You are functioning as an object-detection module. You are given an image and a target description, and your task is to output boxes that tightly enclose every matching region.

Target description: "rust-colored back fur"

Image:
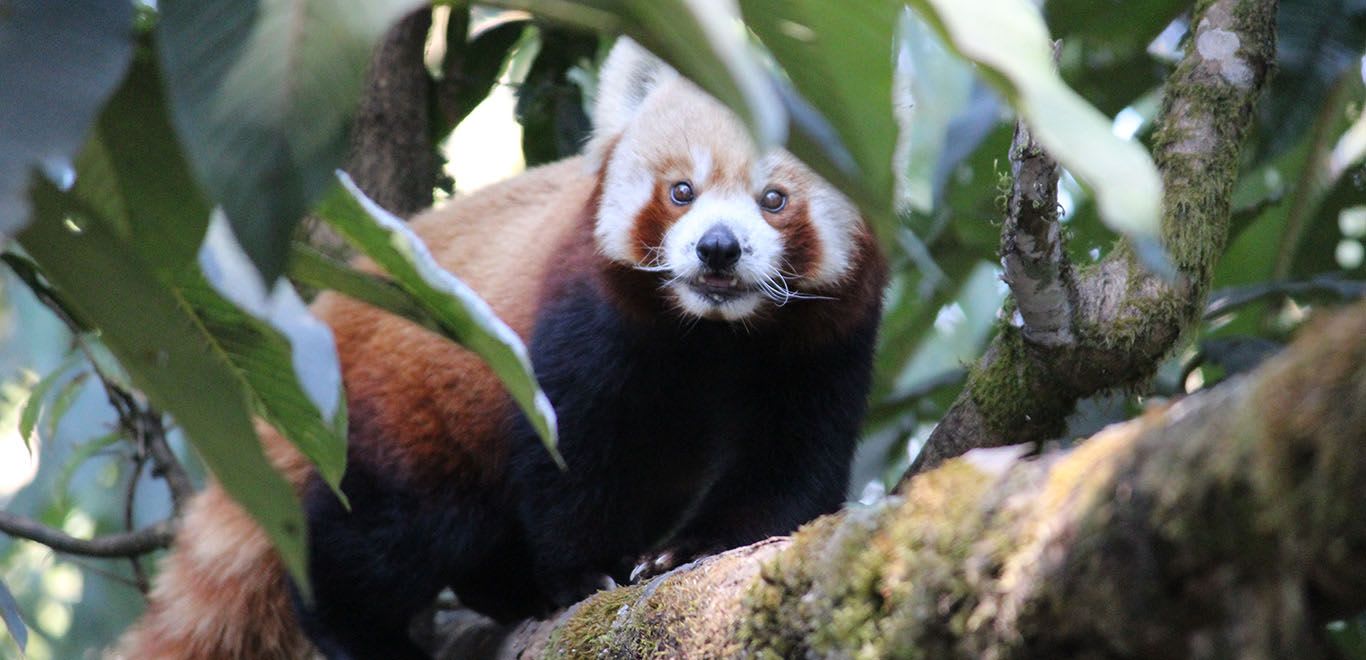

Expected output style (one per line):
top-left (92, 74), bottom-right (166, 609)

top-left (114, 158), bottom-right (594, 658)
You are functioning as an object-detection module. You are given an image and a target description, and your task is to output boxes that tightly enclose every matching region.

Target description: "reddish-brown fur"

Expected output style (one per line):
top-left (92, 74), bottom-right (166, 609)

top-left (114, 159), bottom-right (594, 658)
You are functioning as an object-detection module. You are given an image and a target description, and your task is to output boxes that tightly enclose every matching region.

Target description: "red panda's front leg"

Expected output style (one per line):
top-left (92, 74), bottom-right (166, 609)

top-left (632, 319), bottom-right (880, 581)
top-left (290, 463), bottom-right (514, 658)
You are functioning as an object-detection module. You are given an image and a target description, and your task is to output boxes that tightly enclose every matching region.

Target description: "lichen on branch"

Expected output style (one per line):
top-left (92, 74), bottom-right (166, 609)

top-left (906, 0), bottom-right (1280, 477)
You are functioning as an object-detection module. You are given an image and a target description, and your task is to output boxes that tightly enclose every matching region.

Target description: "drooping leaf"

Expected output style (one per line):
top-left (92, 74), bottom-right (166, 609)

top-left (908, 0), bottom-right (1166, 263)
top-left (44, 371), bottom-right (90, 440)
top-left (485, 0), bottom-right (787, 153)
top-left (61, 33), bottom-right (349, 499)
top-left (0, 577), bottom-right (25, 654)
top-left (191, 214), bottom-right (348, 497)
top-left (1044, 0), bottom-right (1186, 44)
top-left (17, 181), bottom-right (311, 596)
top-left (741, 0), bottom-right (902, 237)
top-left (18, 354), bottom-right (81, 451)
top-left (317, 174), bottom-right (561, 463)
top-left (287, 243), bottom-right (437, 330)
top-left (156, 0), bottom-right (427, 281)
top-left (73, 46), bottom-right (210, 273)
top-left (55, 431), bottom-right (123, 510)
top-left (0, 0), bottom-right (133, 235)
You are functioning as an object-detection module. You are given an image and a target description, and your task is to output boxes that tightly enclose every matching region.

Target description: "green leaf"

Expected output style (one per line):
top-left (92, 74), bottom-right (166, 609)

top-left (287, 243), bottom-right (436, 330)
top-left (908, 0), bottom-right (1165, 250)
top-left (0, 0), bottom-right (132, 235)
top-left (1044, 0), bottom-right (1186, 43)
top-left (0, 577), bottom-right (25, 654)
top-left (55, 431), bottom-right (123, 510)
top-left (18, 354), bottom-right (80, 451)
top-left (486, 0), bottom-right (787, 151)
top-left (44, 371), bottom-right (90, 440)
top-left (740, 0), bottom-right (901, 227)
top-left (317, 174), bottom-right (561, 464)
top-left (17, 181), bottom-right (311, 597)
top-left (156, 0), bottom-right (426, 281)
top-left (190, 215), bottom-right (349, 498)
top-left (65, 33), bottom-right (350, 498)
top-left (74, 46), bottom-right (211, 273)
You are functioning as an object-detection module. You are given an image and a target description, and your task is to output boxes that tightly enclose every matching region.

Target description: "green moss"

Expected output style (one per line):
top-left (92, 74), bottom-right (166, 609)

top-left (739, 464), bottom-right (1000, 658)
top-left (965, 324), bottom-right (1070, 439)
top-left (543, 586), bottom-right (643, 659)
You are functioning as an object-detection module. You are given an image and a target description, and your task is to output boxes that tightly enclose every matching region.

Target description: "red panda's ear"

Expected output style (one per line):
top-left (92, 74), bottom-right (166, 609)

top-left (583, 38), bottom-right (677, 172)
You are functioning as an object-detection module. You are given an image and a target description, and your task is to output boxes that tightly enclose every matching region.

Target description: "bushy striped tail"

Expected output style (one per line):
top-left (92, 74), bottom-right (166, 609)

top-left (113, 427), bottom-right (315, 659)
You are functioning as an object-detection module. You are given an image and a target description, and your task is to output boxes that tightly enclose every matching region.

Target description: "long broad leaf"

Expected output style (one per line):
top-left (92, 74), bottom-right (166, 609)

top-left (17, 182), bottom-right (311, 596)
top-left (317, 174), bottom-right (561, 463)
top-left (192, 216), bottom-right (349, 498)
top-left (486, 0), bottom-right (787, 152)
top-left (157, 0), bottom-right (425, 281)
top-left (0, 0), bottom-right (132, 235)
top-left (741, 0), bottom-right (901, 233)
top-left (66, 51), bottom-right (350, 501)
top-left (75, 48), bottom-right (211, 273)
top-left (908, 0), bottom-right (1165, 257)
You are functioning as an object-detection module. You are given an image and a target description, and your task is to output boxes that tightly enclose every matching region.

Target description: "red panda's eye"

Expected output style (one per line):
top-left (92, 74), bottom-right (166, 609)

top-left (760, 189), bottom-right (787, 213)
top-left (669, 181), bottom-right (695, 206)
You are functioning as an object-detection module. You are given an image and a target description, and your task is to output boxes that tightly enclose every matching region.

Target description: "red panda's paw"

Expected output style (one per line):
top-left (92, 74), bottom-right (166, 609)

top-left (629, 544), bottom-right (719, 583)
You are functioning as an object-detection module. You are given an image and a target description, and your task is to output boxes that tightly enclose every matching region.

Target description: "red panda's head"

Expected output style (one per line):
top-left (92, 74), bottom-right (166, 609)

top-left (585, 40), bottom-right (869, 322)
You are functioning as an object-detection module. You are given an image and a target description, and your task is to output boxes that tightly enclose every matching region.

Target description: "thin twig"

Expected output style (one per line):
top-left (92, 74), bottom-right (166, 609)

top-left (0, 511), bottom-right (173, 558)
top-left (1205, 273), bottom-right (1366, 319)
top-left (124, 447), bottom-right (151, 593)
top-left (866, 369), bottom-right (966, 423)
top-left (58, 555), bottom-right (142, 591)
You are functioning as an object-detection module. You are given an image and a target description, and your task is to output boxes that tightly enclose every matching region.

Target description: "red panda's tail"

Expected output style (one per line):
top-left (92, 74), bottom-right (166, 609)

top-left (111, 483), bottom-right (311, 659)
top-left (112, 424), bottom-right (315, 659)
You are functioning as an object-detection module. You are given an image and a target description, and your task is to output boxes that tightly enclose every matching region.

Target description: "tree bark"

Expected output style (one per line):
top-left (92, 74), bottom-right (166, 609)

top-left (306, 8), bottom-right (439, 256)
top-left (458, 300), bottom-right (1366, 659)
top-left (346, 8), bottom-right (439, 218)
top-left (906, 0), bottom-right (1280, 477)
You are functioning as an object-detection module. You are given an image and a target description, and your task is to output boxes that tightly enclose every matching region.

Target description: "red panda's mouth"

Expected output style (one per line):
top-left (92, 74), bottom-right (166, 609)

top-left (690, 273), bottom-right (752, 302)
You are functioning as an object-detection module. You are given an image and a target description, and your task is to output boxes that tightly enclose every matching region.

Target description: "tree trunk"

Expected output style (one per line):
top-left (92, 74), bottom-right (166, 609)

top-left (461, 300), bottom-right (1366, 659)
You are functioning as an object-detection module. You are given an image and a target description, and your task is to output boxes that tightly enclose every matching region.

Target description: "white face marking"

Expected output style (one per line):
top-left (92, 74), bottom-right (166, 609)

top-left (804, 186), bottom-right (859, 284)
top-left (661, 193), bottom-right (783, 320)
top-left (690, 146), bottom-right (713, 187)
top-left (595, 146), bottom-right (652, 263)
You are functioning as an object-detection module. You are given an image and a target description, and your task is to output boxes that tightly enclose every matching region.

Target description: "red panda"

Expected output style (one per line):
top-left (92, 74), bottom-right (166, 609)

top-left (114, 39), bottom-right (886, 659)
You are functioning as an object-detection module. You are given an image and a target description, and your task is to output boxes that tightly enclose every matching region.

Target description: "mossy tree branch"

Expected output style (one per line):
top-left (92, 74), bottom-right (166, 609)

top-left (905, 0), bottom-right (1280, 478)
top-left (462, 300), bottom-right (1366, 659)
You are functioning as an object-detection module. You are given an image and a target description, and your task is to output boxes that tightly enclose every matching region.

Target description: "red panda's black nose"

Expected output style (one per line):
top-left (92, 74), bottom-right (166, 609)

top-left (696, 225), bottom-right (741, 271)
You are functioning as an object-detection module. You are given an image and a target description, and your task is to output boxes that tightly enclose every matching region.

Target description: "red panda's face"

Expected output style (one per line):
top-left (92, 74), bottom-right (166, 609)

top-left (590, 71), bottom-right (863, 322)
